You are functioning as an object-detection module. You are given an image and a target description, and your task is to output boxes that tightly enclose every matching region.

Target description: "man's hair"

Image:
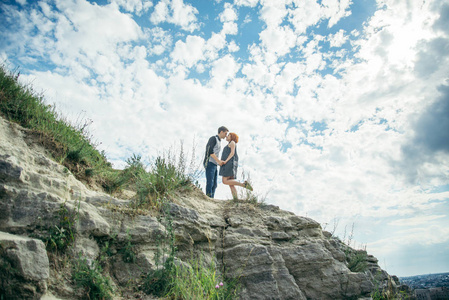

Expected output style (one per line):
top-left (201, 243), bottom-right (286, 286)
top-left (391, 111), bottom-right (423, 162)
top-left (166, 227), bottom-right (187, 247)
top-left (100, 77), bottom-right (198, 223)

top-left (218, 126), bottom-right (228, 134)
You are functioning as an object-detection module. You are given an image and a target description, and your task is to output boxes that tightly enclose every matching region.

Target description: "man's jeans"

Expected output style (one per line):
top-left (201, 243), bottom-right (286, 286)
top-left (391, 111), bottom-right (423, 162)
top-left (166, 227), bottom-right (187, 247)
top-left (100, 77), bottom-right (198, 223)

top-left (205, 162), bottom-right (218, 198)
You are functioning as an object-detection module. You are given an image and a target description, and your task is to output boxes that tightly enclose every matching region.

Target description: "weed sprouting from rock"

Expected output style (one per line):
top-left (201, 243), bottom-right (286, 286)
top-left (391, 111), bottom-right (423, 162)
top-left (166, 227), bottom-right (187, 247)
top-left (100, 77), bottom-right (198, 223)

top-left (72, 256), bottom-right (114, 300)
top-left (120, 231), bottom-right (137, 264)
top-left (41, 200), bottom-right (80, 253)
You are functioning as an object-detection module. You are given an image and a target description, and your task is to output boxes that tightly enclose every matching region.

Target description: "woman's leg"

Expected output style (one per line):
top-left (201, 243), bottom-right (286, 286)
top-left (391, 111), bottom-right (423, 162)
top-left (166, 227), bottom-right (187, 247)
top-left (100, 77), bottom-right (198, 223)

top-left (222, 176), bottom-right (245, 187)
top-left (230, 185), bottom-right (238, 199)
top-left (223, 176), bottom-right (241, 199)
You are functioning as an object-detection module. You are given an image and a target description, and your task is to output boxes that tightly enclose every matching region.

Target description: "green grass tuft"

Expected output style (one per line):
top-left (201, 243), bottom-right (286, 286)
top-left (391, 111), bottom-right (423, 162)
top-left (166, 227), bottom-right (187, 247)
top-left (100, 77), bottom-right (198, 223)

top-left (72, 256), bottom-right (114, 300)
top-left (166, 254), bottom-right (240, 300)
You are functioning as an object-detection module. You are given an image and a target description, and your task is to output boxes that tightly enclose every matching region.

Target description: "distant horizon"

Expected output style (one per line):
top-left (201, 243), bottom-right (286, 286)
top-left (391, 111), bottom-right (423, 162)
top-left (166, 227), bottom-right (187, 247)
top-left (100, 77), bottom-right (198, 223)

top-left (400, 271), bottom-right (449, 278)
top-left (1, 0), bottom-right (448, 277)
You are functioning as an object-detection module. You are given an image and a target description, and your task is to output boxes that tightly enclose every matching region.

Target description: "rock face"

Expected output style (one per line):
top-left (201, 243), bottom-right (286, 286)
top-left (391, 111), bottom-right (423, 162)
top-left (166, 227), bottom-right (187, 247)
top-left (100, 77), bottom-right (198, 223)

top-left (217, 204), bottom-right (375, 299)
top-left (0, 116), bottom-right (399, 299)
top-left (0, 231), bottom-right (49, 299)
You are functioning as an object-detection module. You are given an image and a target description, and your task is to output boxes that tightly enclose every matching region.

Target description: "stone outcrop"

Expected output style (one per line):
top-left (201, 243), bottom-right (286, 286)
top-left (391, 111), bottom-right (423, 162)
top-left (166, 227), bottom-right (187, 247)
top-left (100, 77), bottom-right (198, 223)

top-left (0, 231), bottom-right (49, 299)
top-left (0, 116), bottom-right (400, 299)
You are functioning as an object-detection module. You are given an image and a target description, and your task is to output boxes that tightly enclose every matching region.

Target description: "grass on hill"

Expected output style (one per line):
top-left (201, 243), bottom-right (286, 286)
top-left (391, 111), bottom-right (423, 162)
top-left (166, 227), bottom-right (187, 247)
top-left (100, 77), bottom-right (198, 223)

top-left (0, 65), bottom-right (110, 181)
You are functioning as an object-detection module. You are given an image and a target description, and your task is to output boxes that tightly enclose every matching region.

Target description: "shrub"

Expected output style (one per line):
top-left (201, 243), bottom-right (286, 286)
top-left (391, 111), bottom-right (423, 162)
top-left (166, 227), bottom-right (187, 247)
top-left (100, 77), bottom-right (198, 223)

top-left (347, 250), bottom-right (368, 273)
top-left (72, 256), bottom-right (114, 300)
top-left (142, 204), bottom-right (176, 296)
top-left (43, 201), bottom-right (79, 252)
top-left (120, 231), bottom-right (137, 263)
top-left (166, 254), bottom-right (239, 300)
top-left (128, 150), bottom-right (199, 210)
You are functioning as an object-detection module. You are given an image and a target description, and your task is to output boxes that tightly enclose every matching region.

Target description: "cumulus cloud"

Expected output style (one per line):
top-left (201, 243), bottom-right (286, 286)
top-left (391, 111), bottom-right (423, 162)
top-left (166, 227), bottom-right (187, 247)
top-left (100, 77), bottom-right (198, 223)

top-left (260, 0), bottom-right (288, 27)
top-left (412, 85), bottom-right (449, 154)
top-left (370, 223), bottom-right (449, 251)
top-left (209, 54), bottom-right (240, 87)
top-left (328, 29), bottom-right (348, 47)
top-left (55, 0), bottom-right (142, 49)
top-left (322, 0), bottom-right (352, 28)
top-left (432, 2), bottom-right (449, 34)
top-left (220, 2), bottom-right (238, 35)
top-left (145, 27), bottom-right (173, 56)
top-left (227, 40), bottom-right (240, 52)
top-left (220, 2), bottom-right (238, 23)
top-left (170, 35), bottom-right (205, 68)
top-left (150, 0), bottom-right (199, 32)
top-left (288, 1), bottom-right (317, 33)
top-left (399, 85), bottom-right (449, 185)
top-left (389, 215), bottom-right (446, 226)
top-left (414, 37), bottom-right (449, 78)
top-left (259, 25), bottom-right (298, 56)
top-left (110, 0), bottom-right (153, 15)
top-left (234, 0), bottom-right (259, 8)
top-left (204, 33), bottom-right (227, 60)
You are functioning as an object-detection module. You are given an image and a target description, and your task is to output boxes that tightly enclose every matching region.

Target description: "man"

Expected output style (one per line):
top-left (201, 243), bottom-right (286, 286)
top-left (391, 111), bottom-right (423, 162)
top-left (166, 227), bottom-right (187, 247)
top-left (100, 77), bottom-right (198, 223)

top-left (204, 126), bottom-right (228, 198)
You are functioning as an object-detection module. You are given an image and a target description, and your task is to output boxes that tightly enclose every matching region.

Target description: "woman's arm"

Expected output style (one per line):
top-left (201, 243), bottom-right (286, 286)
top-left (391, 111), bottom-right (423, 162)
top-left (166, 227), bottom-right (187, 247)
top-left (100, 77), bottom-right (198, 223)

top-left (224, 141), bottom-right (235, 164)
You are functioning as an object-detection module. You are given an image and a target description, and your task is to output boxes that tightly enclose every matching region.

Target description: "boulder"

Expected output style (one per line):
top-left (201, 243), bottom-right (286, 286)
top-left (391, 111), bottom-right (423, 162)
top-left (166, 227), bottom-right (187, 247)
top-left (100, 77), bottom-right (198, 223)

top-left (112, 252), bottom-right (155, 285)
top-left (0, 231), bottom-right (49, 299)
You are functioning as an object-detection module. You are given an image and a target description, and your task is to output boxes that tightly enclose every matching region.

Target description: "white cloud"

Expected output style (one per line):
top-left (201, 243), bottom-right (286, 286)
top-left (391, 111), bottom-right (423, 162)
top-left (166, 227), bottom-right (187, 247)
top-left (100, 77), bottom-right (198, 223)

top-left (209, 54), bottom-right (241, 88)
top-left (241, 57), bottom-right (274, 88)
top-left (234, 0), bottom-right (259, 8)
top-left (205, 33), bottom-right (227, 60)
top-left (260, 0), bottom-right (288, 27)
top-left (389, 215), bottom-right (447, 226)
top-left (219, 3), bottom-right (238, 35)
top-left (227, 40), bottom-right (240, 52)
top-left (222, 21), bottom-right (238, 35)
top-left (322, 0), bottom-right (352, 28)
top-left (170, 35), bottom-right (206, 68)
top-left (110, 0), bottom-right (153, 15)
top-left (150, 0), bottom-right (199, 32)
top-left (145, 27), bottom-right (173, 56)
top-left (288, 0), bottom-right (325, 34)
top-left (272, 62), bottom-right (304, 95)
top-left (288, 0), bottom-right (351, 34)
top-left (328, 29), bottom-right (348, 47)
top-left (20, 71), bottom-right (99, 112)
top-left (55, 0), bottom-right (142, 48)
top-left (243, 14), bottom-right (252, 24)
top-left (150, 0), bottom-right (169, 23)
top-left (259, 25), bottom-right (297, 56)
top-left (369, 224), bottom-right (449, 255)
top-left (220, 2), bottom-right (238, 23)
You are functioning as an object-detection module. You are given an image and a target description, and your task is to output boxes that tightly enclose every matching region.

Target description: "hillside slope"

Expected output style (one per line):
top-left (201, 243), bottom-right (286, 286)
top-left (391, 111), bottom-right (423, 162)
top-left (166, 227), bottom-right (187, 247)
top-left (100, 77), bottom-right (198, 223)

top-left (0, 115), bottom-right (406, 299)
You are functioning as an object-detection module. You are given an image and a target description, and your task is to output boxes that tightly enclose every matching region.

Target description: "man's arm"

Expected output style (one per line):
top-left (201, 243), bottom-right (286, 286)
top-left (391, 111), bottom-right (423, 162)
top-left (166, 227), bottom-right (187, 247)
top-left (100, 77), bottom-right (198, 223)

top-left (210, 153), bottom-right (223, 165)
top-left (206, 136), bottom-right (224, 165)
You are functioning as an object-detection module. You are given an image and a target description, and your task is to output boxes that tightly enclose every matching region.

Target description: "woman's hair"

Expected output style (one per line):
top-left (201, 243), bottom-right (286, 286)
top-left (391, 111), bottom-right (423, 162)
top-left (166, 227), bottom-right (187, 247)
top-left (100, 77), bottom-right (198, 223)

top-left (228, 132), bottom-right (239, 143)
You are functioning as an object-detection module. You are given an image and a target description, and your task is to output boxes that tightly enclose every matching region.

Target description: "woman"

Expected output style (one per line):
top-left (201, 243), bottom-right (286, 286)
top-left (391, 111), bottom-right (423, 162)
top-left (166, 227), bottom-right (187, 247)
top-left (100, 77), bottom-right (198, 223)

top-left (219, 132), bottom-right (253, 199)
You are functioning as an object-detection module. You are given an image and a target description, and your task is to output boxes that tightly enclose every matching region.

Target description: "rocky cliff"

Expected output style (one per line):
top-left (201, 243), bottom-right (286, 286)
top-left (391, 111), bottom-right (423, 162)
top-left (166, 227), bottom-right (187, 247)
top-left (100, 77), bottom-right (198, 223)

top-left (0, 116), bottom-right (402, 299)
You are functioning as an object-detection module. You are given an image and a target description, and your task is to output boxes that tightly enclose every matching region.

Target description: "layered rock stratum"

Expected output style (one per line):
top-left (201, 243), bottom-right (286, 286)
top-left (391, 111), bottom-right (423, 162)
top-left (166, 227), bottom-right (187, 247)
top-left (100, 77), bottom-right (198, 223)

top-left (0, 116), bottom-right (401, 299)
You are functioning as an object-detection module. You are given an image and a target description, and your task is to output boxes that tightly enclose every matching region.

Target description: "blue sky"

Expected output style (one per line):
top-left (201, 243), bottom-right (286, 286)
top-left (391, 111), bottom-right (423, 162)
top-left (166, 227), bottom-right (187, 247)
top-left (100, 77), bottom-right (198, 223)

top-left (1, 0), bottom-right (449, 277)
